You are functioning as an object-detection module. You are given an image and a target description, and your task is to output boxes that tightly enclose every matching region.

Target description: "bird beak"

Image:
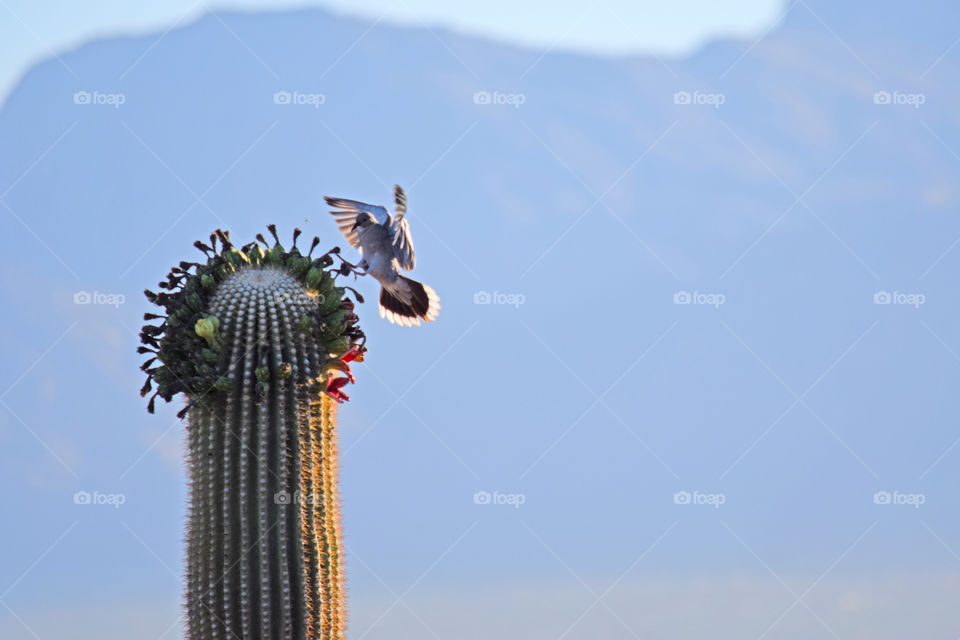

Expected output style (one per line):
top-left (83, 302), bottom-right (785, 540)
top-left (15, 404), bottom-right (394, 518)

top-left (351, 220), bottom-right (359, 231)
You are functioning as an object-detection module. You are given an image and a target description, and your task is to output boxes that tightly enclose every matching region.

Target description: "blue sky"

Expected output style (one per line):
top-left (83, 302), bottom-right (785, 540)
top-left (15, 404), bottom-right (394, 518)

top-left (0, 0), bottom-right (782, 102)
top-left (3, 1), bottom-right (960, 638)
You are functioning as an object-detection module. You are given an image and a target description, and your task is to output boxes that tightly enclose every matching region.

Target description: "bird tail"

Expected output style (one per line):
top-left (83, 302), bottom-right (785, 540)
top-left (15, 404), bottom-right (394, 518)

top-left (379, 276), bottom-right (440, 326)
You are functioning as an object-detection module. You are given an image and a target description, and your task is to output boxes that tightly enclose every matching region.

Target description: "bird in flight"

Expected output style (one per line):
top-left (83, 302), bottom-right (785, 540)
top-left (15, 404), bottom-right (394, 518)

top-left (325, 185), bottom-right (440, 326)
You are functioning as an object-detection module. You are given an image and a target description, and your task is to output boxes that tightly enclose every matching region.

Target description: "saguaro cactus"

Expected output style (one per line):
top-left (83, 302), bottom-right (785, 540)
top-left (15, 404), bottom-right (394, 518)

top-left (139, 226), bottom-right (365, 640)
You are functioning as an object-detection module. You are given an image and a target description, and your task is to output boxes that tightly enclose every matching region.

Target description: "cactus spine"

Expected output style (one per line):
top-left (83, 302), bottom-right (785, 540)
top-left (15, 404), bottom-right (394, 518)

top-left (139, 227), bottom-right (365, 640)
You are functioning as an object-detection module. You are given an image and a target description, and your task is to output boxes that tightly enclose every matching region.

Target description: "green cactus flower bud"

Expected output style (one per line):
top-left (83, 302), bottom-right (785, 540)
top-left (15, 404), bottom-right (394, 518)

top-left (194, 315), bottom-right (221, 350)
top-left (298, 314), bottom-right (315, 331)
top-left (306, 266), bottom-right (324, 289)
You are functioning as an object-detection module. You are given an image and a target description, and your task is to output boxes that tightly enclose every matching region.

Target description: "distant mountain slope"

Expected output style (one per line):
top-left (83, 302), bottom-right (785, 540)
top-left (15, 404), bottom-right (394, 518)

top-left (1, 3), bottom-right (959, 636)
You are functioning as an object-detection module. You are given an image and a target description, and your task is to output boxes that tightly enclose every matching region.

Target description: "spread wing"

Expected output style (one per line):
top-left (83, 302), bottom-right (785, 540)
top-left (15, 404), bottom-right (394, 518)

top-left (390, 185), bottom-right (415, 271)
top-left (324, 196), bottom-right (390, 250)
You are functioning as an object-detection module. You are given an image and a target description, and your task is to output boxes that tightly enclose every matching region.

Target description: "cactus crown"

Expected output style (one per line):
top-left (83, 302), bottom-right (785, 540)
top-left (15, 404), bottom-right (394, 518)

top-left (138, 225), bottom-right (366, 416)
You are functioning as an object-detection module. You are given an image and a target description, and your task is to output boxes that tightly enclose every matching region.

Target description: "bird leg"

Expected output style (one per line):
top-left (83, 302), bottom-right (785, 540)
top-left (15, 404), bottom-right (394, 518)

top-left (334, 255), bottom-right (368, 276)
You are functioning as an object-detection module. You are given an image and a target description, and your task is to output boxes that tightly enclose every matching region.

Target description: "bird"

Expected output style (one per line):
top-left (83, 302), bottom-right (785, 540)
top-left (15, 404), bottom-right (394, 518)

top-left (325, 185), bottom-right (440, 326)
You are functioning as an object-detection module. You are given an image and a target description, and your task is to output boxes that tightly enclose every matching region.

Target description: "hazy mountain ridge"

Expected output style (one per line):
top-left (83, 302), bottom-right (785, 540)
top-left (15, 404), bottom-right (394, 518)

top-left (1, 3), bottom-right (959, 637)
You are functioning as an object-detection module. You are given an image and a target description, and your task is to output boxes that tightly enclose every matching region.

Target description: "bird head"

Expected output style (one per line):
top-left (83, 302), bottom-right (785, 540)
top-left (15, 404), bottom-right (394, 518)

top-left (351, 212), bottom-right (378, 232)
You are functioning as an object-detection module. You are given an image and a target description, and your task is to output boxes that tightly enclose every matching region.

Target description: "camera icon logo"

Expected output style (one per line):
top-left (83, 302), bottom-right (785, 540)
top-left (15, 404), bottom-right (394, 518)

top-left (673, 490), bottom-right (691, 505)
top-left (473, 490), bottom-right (491, 504)
top-left (274, 490), bottom-right (292, 505)
top-left (873, 490), bottom-right (891, 505)
top-left (274, 91), bottom-right (291, 105)
top-left (73, 91), bottom-right (91, 105)
top-left (873, 91), bottom-right (891, 105)
top-left (474, 290), bottom-right (492, 304)
top-left (673, 291), bottom-right (691, 304)
top-left (74, 290), bottom-right (92, 304)
top-left (473, 91), bottom-right (491, 105)
top-left (673, 91), bottom-right (691, 105)
top-left (873, 290), bottom-right (891, 305)
top-left (74, 490), bottom-right (91, 505)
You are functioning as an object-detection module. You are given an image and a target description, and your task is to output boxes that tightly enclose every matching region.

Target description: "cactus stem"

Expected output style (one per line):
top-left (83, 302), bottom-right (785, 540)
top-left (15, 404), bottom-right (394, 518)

top-left (141, 228), bottom-right (363, 640)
